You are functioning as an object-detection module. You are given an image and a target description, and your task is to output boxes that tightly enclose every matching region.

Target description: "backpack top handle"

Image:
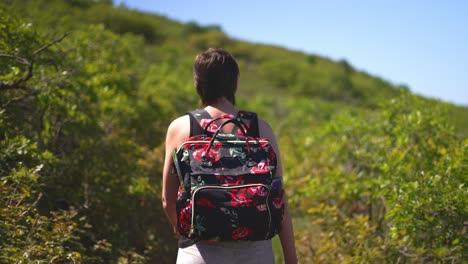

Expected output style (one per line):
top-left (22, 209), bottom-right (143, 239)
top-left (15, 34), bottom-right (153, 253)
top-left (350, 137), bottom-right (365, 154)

top-left (203, 118), bottom-right (259, 156)
top-left (201, 114), bottom-right (251, 136)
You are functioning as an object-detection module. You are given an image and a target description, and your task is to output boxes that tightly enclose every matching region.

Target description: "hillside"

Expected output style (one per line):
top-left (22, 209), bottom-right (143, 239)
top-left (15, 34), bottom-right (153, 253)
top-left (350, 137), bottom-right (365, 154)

top-left (1, 0), bottom-right (467, 263)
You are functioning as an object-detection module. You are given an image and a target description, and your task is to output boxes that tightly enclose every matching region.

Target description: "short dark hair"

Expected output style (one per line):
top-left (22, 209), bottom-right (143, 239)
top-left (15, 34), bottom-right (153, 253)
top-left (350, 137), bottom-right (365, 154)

top-left (193, 48), bottom-right (239, 106)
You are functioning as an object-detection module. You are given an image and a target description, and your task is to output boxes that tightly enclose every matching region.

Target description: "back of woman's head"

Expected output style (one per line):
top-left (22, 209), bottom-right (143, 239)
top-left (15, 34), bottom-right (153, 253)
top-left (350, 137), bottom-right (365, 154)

top-left (193, 48), bottom-right (239, 106)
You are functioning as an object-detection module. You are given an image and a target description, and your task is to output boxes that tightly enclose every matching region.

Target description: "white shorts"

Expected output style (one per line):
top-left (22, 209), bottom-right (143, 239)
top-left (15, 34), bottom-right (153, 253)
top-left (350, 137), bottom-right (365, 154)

top-left (176, 239), bottom-right (274, 264)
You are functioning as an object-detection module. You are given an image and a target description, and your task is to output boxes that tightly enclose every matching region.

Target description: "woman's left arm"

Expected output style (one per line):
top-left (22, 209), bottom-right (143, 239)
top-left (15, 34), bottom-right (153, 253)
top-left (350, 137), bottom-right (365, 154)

top-left (258, 118), bottom-right (298, 264)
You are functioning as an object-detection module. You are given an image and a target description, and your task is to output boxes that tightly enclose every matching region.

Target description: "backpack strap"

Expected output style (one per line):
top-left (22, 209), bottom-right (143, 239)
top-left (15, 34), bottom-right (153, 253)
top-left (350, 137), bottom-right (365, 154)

top-left (238, 111), bottom-right (260, 137)
top-left (188, 109), bottom-right (212, 137)
top-left (188, 109), bottom-right (260, 137)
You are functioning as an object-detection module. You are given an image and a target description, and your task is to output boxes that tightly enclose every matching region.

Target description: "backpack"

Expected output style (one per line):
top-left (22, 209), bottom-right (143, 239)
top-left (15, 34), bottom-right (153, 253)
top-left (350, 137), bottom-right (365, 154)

top-left (173, 109), bottom-right (284, 241)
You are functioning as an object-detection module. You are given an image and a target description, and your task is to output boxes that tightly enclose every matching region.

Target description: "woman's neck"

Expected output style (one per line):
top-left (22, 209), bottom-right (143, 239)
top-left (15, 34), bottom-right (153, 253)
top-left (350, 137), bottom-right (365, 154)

top-left (205, 98), bottom-right (238, 116)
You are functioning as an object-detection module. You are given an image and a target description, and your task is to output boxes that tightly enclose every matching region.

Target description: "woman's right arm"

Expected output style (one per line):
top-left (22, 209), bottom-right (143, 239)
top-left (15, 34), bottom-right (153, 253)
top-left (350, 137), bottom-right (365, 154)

top-left (162, 116), bottom-right (190, 235)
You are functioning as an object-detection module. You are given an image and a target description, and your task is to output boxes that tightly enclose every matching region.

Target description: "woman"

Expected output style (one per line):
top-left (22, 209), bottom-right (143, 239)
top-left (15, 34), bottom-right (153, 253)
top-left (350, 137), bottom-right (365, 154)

top-left (162, 48), bottom-right (298, 264)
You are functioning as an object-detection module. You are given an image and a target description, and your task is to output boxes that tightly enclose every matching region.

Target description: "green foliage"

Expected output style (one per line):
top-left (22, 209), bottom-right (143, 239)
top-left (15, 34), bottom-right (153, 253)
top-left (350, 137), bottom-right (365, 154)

top-left (188, 31), bottom-right (232, 51)
top-left (1, 1), bottom-right (467, 263)
top-left (183, 21), bottom-right (223, 36)
top-left (86, 6), bottom-right (165, 44)
top-left (1, 7), bottom-right (177, 262)
top-left (0, 114), bottom-right (87, 263)
top-left (288, 93), bottom-right (467, 262)
top-left (0, 8), bottom-right (41, 83)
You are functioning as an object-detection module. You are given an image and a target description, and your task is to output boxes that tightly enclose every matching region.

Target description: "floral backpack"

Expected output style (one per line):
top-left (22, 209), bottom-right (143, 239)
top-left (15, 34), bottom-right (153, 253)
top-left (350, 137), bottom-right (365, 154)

top-left (173, 109), bottom-right (284, 241)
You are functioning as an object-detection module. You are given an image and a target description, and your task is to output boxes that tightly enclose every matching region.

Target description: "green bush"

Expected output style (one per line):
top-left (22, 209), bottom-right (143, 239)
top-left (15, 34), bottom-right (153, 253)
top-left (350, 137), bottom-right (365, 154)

top-left (288, 93), bottom-right (467, 263)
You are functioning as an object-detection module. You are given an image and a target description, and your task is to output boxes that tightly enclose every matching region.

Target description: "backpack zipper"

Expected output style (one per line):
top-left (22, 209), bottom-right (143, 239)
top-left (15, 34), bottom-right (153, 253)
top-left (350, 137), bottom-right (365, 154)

top-left (178, 140), bottom-right (271, 152)
top-left (188, 184), bottom-right (272, 238)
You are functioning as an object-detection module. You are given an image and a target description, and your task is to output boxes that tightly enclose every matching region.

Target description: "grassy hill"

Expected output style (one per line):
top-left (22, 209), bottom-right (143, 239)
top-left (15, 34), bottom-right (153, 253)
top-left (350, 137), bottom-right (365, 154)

top-left (1, 1), bottom-right (467, 263)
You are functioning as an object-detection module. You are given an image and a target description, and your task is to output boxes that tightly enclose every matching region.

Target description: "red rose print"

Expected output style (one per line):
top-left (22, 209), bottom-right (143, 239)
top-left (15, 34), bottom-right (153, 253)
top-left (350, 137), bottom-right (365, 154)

top-left (200, 119), bottom-right (219, 133)
top-left (246, 186), bottom-right (268, 197)
top-left (209, 149), bottom-right (220, 162)
top-left (192, 149), bottom-right (204, 162)
top-left (193, 148), bottom-right (220, 163)
top-left (215, 175), bottom-right (225, 183)
top-left (178, 207), bottom-right (192, 234)
top-left (230, 191), bottom-right (256, 207)
top-left (177, 186), bottom-right (185, 199)
top-left (196, 197), bottom-right (216, 208)
top-left (273, 197), bottom-right (283, 209)
top-left (231, 226), bottom-right (253, 240)
top-left (211, 142), bottom-right (223, 149)
top-left (235, 124), bottom-right (250, 136)
top-left (250, 161), bottom-right (271, 174)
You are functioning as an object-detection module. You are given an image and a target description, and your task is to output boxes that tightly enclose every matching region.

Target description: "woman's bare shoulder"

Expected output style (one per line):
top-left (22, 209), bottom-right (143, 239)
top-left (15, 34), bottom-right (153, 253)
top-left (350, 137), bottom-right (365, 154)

top-left (168, 115), bottom-right (190, 130)
top-left (166, 115), bottom-right (190, 148)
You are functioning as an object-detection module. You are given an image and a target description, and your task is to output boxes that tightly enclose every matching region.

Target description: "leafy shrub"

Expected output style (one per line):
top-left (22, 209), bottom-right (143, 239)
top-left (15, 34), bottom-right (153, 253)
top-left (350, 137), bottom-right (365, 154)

top-left (0, 115), bottom-right (88, 263)
top-left (288, 93), bottom-right (467, 263)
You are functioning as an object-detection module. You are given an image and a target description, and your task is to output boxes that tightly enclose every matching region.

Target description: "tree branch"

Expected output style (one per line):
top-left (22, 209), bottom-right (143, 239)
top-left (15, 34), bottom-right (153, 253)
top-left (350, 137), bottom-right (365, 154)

top-left (0, 32), bottom-right (71, 91)
top-left (33, 32), bottom-right (71, 56)
top-left (1, 89), bottom-right (42, 108)
top-left (0, 54), bottom-right (29, 65)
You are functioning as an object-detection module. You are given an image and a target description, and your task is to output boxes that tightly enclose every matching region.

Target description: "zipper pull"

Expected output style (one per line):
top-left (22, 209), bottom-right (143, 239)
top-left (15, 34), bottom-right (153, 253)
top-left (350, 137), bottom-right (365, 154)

top-left (189, 227), bottom-right (194, 237)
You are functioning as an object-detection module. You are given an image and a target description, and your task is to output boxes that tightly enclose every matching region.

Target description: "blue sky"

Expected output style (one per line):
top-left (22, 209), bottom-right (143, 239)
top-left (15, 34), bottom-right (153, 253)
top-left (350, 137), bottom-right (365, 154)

top-left (117, 0), bottom-right (468, 106)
